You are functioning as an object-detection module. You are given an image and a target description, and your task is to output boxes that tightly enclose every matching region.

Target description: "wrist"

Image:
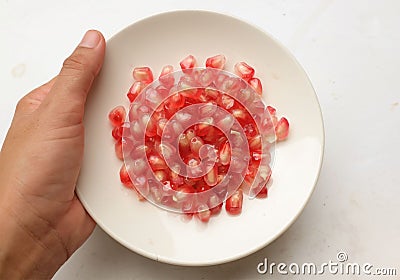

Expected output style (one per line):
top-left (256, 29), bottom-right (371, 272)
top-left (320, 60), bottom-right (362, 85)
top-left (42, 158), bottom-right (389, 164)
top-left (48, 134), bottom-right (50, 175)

top-left (0, 195), bottom-right (67, 279)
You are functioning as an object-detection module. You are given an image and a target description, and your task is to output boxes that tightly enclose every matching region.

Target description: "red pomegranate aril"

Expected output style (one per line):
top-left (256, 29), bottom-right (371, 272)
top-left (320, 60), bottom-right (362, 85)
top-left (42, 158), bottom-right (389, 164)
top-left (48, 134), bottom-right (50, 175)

top-left (210, 203), bottom-right (223, 215)
top-left (119, 164), bottom-right (132, 186)
top-left (195, 120), bottom-right (213, 137)
top-left (198, 69), bottom-right (215, 87)
top-left (249, 135), bottom-right (262, 151)
top-left (115, 139), bottom-right (123, 161)
top-left (215, 74), bottom-right (228, 89)
top-left (157, 118), bottom-right (168, 137)
top-left (243, 123), bottom-right (257, 138)
top-left (168, 92), bottom-right (185, 109)
top-left (154, 170), bottom-right (168, 182)
top-left (225, 189), bottom-right (243, 215)
top-left (205, 54), bottom-right (226, 69)
top-left (196, 204), bottom-right (212, 223)
top-left (132, 158), bottom-right (147, 175)
top-left (189, 136), bottom-right (204, 156)
top-left (178, 133), bottom-right (190, 154)
top-left (276, 117), bottom-right (289, 141)
top-left (108, 106), bottom-right (126, 127)
top-left (159, 65), bottom-right (174, 87)
top-left (133, 67), bottom-right (154, 84)
top-left (234, 62), bottom-right (255, 81)
top-left (219, 94), bottom-right (235, 110)
top-left (127, 81), bottom-right (146, 103)
top-left (204, 87), bottom-right (220, 100)
top-left (219, 142), bottom-right (231, 166)
top-left (180, 55), bottom-right (197, 74)
top-left (248, 77), bottom-right (263, 95)
top-left (185, 128), bottom-right (196, 141)
top-left (231, 108), bottom-right (247, 122)
top-left (256, 186), bottom-right (268, 198)
top-left (148, 154), bottom-right (167, 170)
top-left (112, 126), bottom-right (123, 140)
top-left (267, 105), bottom-right (276, 116)
top-left (204, 166), bottom-right (218, 187)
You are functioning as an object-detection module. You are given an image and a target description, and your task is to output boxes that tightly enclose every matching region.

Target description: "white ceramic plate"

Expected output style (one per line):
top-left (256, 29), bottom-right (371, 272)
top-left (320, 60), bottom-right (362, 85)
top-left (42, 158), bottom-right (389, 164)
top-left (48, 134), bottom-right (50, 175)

top-left (77, 10), bottom-right (324, 266)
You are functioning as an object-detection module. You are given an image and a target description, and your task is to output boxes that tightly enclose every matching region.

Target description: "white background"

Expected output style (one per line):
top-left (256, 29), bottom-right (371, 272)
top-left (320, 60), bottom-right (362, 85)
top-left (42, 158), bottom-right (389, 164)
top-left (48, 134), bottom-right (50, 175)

top-left (1, 0), bottom-right (399, 279)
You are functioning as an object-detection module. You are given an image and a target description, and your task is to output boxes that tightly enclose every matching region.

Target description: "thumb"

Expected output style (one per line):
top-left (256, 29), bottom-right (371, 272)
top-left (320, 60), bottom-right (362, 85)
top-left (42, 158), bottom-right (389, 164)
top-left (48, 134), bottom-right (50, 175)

top-left (42, 30), bottom-right (106, 125)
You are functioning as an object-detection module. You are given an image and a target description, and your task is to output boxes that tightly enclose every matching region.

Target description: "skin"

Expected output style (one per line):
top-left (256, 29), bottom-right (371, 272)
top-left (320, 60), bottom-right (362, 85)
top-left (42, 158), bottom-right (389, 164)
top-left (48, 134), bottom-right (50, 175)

top-left (0, 30), bottom-right (105, 279)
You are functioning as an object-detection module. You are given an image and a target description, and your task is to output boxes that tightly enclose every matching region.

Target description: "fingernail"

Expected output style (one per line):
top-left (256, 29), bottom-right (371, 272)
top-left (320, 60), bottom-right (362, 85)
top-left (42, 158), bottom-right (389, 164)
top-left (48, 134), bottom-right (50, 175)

top-left (79, 30), bottom-right (101, 48)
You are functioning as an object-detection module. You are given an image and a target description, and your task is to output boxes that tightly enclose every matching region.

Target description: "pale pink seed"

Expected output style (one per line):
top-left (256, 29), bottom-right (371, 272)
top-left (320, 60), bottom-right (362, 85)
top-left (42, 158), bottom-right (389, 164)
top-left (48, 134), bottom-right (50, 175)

top-left (189, 136), bottom-right (204, 156)
top-left (234, 62), bottom-right (255, 81)
top-left (154, 170), bottom-right (168, 182)
top-left (205, 54), bottom-right (226, 69)
top-left (180, 55), bottom-right (197, 73)
top-left (127, 81), bottom-right (146, 103)
top-left (204, 166), bottom-right (218, 187)
top-left (159, 65), bottom-right (175, 87)
top-left (275, 117), bottom-right (289, 141)
top-left (219, 142), bottom-right (231, 165)
top-left (108, 106), bottom-right (126, 127)
top-left (132, 67), bottom-right (154, 84)
top-left (248, 77), bottom-right (263, 95)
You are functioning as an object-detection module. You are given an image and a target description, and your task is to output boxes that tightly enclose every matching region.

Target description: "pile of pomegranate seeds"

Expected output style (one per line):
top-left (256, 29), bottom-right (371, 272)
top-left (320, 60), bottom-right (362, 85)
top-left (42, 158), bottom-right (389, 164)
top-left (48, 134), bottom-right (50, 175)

top-left (108, 55), bottom-right (289, 223)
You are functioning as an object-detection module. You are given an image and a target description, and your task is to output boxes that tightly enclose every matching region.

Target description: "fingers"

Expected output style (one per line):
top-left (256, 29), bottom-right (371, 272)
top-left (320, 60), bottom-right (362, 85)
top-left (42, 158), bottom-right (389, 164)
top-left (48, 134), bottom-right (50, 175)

top-left (42, 30), bottom-right (106, 125)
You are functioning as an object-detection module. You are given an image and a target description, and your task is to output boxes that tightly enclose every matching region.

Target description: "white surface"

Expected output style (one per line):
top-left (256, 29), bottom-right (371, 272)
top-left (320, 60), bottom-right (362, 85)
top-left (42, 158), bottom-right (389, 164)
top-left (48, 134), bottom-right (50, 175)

top-left (1, 0), bottom-right (399, 279)
top-left (76, 10), bottom-right (323, 266)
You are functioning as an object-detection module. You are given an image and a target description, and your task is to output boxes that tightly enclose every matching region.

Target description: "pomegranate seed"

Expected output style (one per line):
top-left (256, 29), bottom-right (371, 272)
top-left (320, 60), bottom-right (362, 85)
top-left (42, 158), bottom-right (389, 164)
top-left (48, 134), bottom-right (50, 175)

top-left (205, 54), bottom-right (226, 69)
top-left (231, 108), bottom-right (247, 122)
top-left (185, 128), bottom-right (196, 142)
top-left (179, 133), bottom-right (190, 154)
top-left (267, 105), bottom-right (276, 116)
top-left (215, 74), bottom-right (228, 89)
top-left (204, 166), bottom-right (218, 187)
top-left (189, 136), bottom-right (204, 156)
top-left (132, 158), bottom-right (147, 175)
top-left (148, 154), bottom-right (167, 170)
top-left (234, 62), bottom-right (255, 81)
top-left (108, 106), bottom-right (126, 127)
top-left (180, 55), bottom-right (197, 74)
top-left (167, 92), bottom-right (185, 109)
top-left (159, 65), bottom-right (174, 87)
top-left (225, 189), bottom-right (243, 215)
top-left (119, 164), bottom-right (132, 186)
top-left (256, 186), bottom-right (268, 198)
top-left (157, 118), bottom-right (168, 137)
top-left (195, 118), bottom-right (213, 137)
top-left (275, 117), bottom-right (289, 141)
top-left (219, 142), bottom-right (231, 165)
top-left (115, 139), bottom-right (123, 161)
top-left (249, 135), bottom-right (261, 151)
top-left (219, 94), bottom-right (235, 109)
top-left (127, 81), bottom-right (146, 103)
top-left (210, 203), bottom-right (223, 215)
top-left (132, 67), bottom-right (154, 84)
top-left (248, 77), bottom-right (262, 95)
top-left (154, 170), bottom-right (168, 182)
top-left (196, 204), bottom-right (211, 223)
top-left (204, 87), bottom-right (220, 100)
top-left (112, 126), bottom-right (123, 141)
top-left (198, 69), bottom-right (215, 87)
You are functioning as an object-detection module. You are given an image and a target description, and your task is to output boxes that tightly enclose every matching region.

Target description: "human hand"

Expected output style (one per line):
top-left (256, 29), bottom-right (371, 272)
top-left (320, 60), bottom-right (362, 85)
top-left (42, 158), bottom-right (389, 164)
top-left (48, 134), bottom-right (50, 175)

top-left (0, 30), bottom-right (105, 279)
